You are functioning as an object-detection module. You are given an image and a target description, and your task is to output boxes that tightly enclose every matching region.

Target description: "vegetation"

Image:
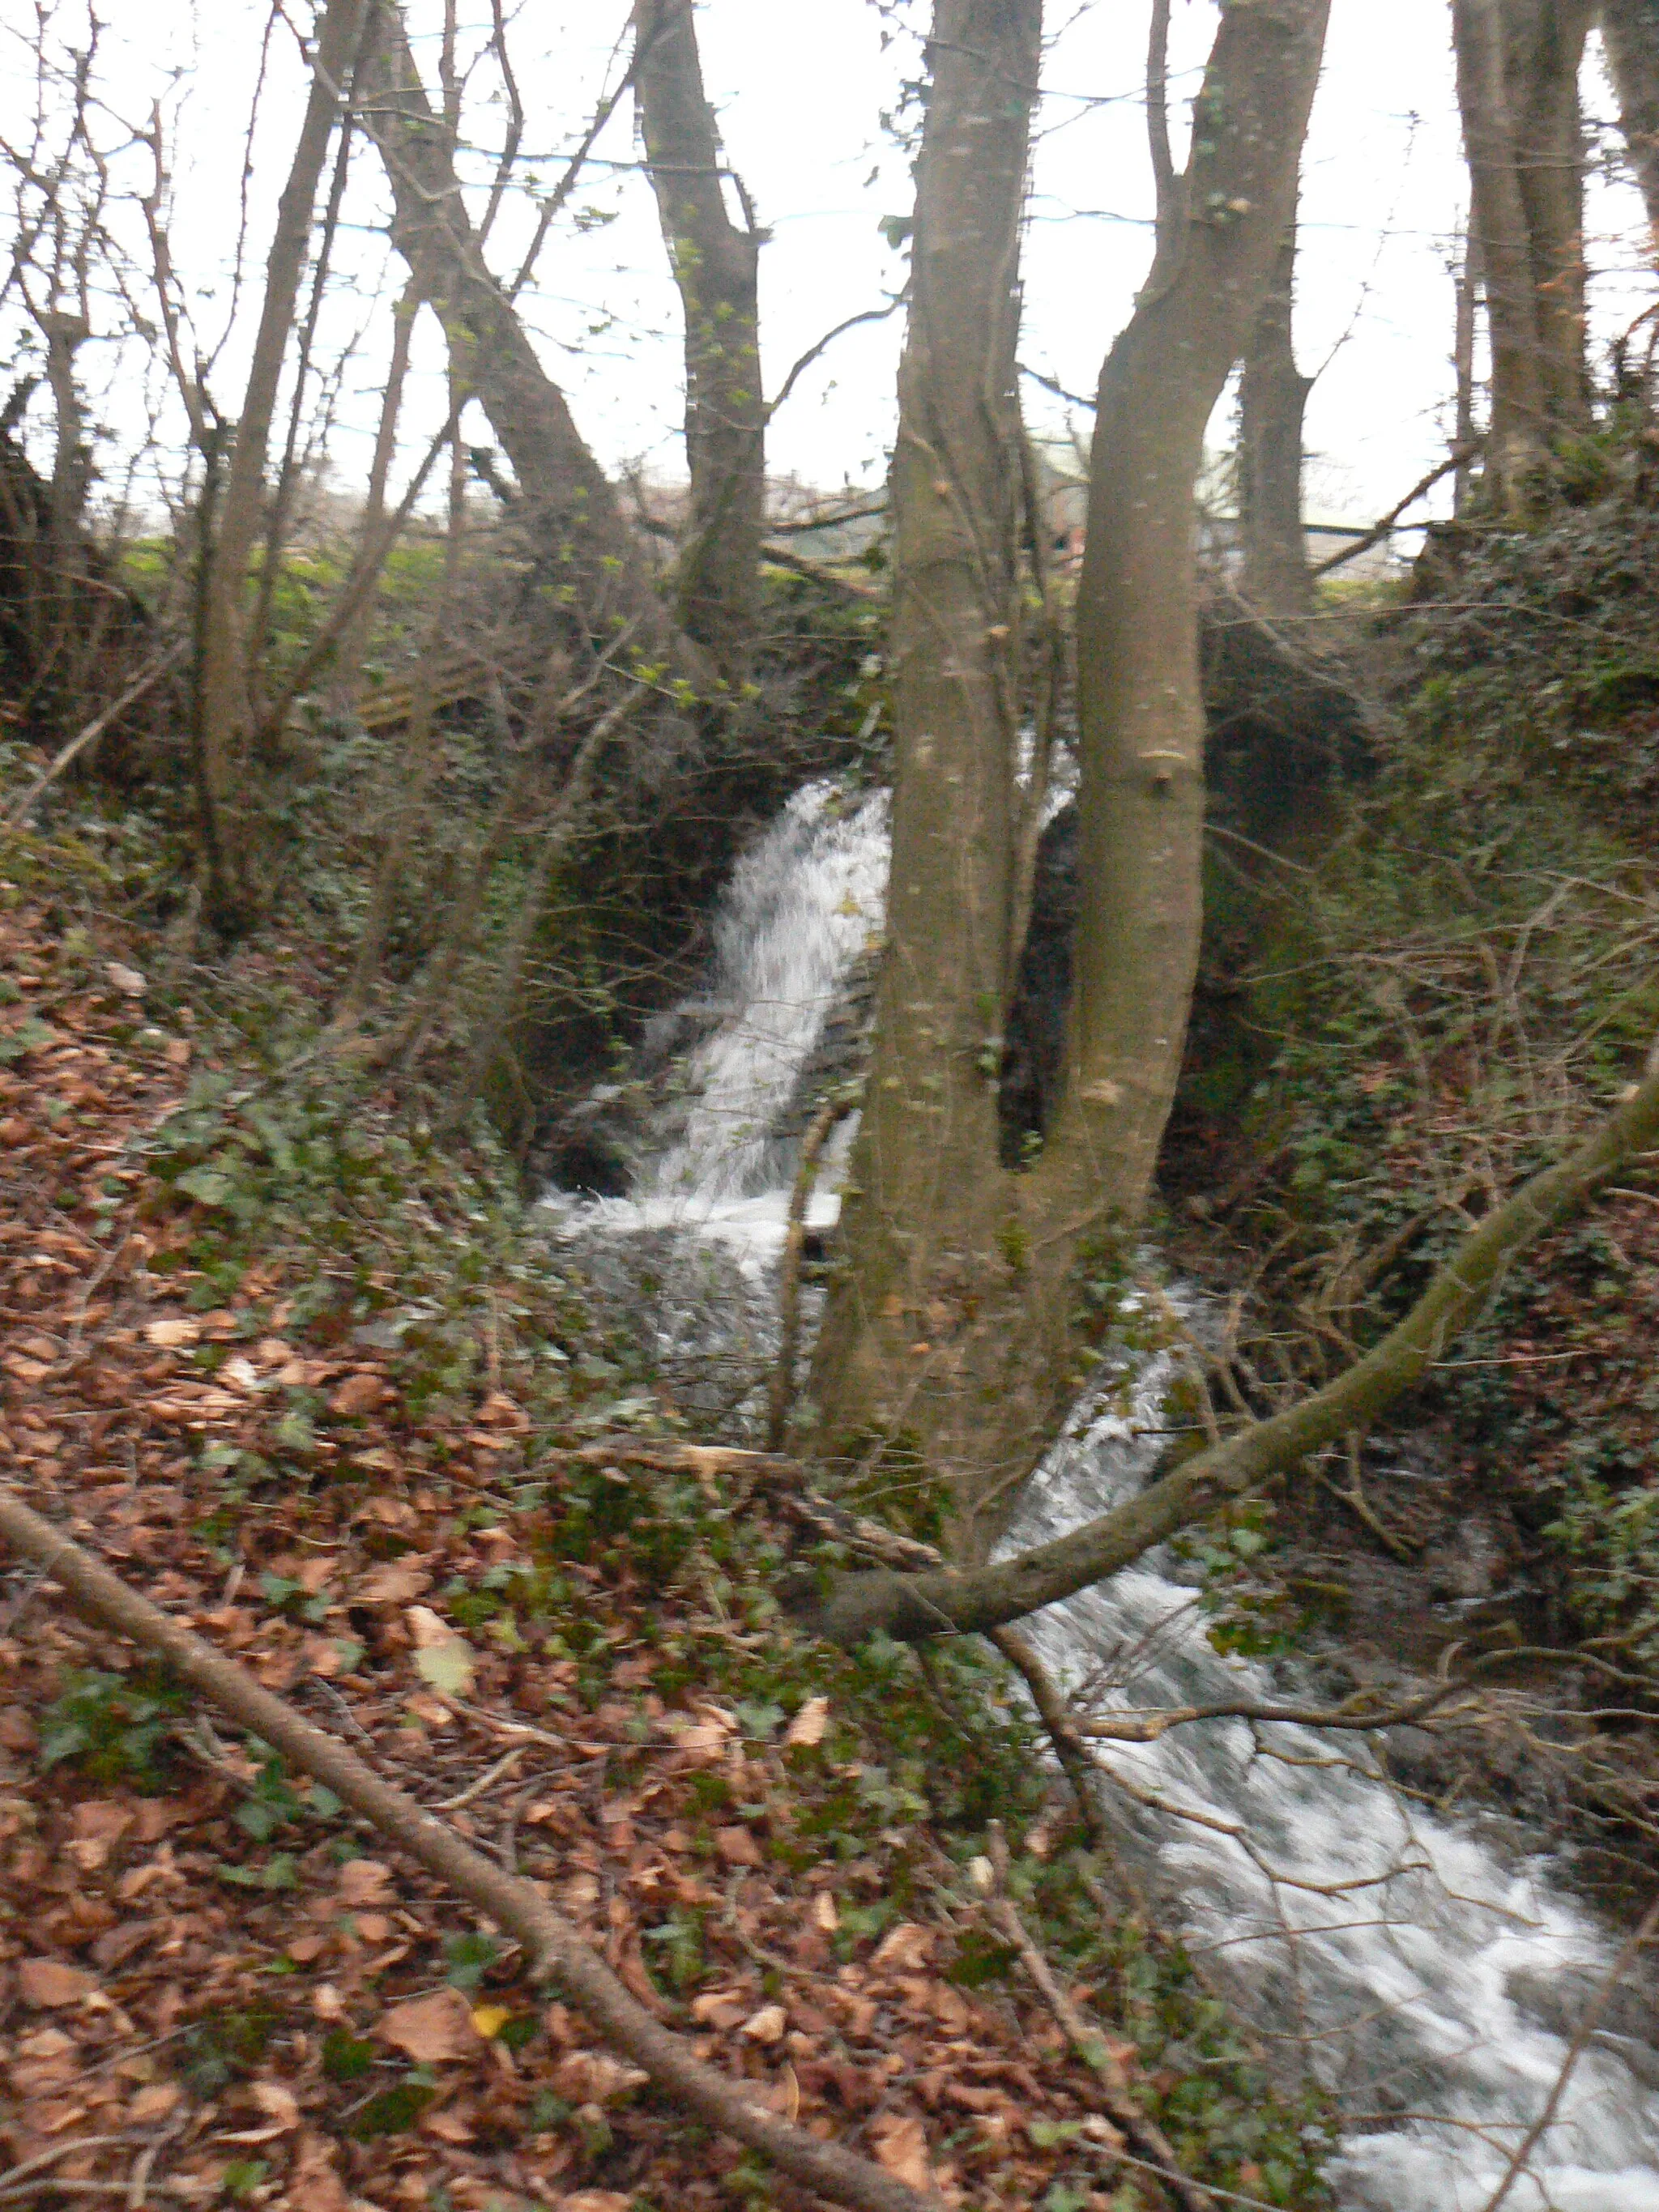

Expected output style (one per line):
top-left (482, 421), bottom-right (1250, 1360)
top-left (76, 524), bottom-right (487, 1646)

top-left (1, 0), bottom-right (1659, 2205)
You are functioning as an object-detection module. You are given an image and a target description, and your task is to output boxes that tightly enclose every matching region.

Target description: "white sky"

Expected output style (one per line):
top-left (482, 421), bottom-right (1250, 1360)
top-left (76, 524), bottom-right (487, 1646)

top-left (0, 0), bottom-right (1652, 533)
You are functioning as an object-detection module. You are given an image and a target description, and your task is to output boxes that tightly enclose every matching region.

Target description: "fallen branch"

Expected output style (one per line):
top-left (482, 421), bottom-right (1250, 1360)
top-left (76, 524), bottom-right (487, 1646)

top-left (0, 1488), bottom-right (943, 2212)
top-left (983, 1823), bottom-right (1214, 2212)
top-left (3, 644), bottom-right (186, 827)
top-left (787, 1055), bottom-right (1659, 1647)
top-left (577, 1434), bottom-right (945, 1571)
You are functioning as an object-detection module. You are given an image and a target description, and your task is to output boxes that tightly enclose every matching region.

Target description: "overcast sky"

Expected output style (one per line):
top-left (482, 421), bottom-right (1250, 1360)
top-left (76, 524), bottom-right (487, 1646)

top-left (1, 0), bottom-right (1651, 533)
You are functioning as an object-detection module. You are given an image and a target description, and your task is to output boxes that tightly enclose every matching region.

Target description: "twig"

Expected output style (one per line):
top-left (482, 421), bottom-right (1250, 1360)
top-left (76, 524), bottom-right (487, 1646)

top-left (0, 2138), bottom-right (147, 2202)
top-left (1478, 1893), bottom-right (1659, 2212)
top-left (983, 1826), bottom-right (1215, 2212)
top-left (434, 1742), bottom-right (531, 1809)
top-left (988, 1624), bottom-right (1114, 1855)
top-left (1310, 445), bottom-right (1478, 578)
top-left (0, 1488), bottom-right (943, 2212)
top-left (767, 1092), bottom-right (858, 1449)
top-left (3, 646), bottom-right (185, 827)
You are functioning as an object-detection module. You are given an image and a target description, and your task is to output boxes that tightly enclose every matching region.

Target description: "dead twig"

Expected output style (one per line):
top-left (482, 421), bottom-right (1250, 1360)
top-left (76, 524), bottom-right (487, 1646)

top-left (2, 645), bottom-right (185, 828)
top-left (983, 1822), bottom-right (1216, 2212)
top-left (766, 1091), bottom-right (858, 1449)
top-left (0, 1487), bottom-right (943, 2212)
top-left (988, 1624), bottom-right (1115, 1856)
top-left (1478, 1893), bottom-right (1659, 2212)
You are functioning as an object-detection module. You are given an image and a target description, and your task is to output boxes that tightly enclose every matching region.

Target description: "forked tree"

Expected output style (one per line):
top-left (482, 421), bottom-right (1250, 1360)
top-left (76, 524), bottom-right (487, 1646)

top-left (799, 0), bottom-right (1659, 1655)
top-left (811, 0), bottom-right (1334, 1558)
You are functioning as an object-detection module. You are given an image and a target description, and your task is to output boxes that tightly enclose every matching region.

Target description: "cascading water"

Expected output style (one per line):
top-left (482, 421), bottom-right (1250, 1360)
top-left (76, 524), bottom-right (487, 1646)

top-left (548, 781), bottom-right (1659, 2210)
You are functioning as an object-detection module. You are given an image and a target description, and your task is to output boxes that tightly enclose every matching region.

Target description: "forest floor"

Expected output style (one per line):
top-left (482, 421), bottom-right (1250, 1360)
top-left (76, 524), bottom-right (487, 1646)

top-left (0, 866), bottom-right (1330, 2211)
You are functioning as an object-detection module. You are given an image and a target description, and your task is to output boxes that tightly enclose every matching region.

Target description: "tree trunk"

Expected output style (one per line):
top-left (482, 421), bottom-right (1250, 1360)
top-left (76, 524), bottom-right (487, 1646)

top-left (633, 0), bottom-right (765, 682)
top-left (1604, 0), bottom-right (1659, 253)
top-left (194, 0), bottom-right (372, 925)
top-left (358, 8), bottom-right (680, 669)
top-left (1514, 0), bottom-right (1593, 428)
top-left (813, 0), bottom-right (1331, 1562)
top-left (809, 0), bottom-right (1037, 1536)
top-left (1239, 217), bottom-right (1313, 619)
top-left (1452, 0), bottom-right (1590, 513)
top-left (1036, 0), bottom-right (1332, 1263)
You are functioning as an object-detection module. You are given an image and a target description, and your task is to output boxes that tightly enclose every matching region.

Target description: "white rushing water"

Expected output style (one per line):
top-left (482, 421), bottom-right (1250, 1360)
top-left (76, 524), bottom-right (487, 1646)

top-left (548, 782), bottom-right (1659, 2210)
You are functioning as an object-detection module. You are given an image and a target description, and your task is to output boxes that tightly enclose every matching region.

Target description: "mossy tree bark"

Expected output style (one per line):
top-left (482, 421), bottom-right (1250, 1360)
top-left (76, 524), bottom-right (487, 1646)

top-left (808, 0), bottom-right (1038, 1551)
top-left (1452, 0), bottom-right (1592, 513)
top-left (796, 1050), bottom-right (1659, 1646)
top-left (1604, 0), bottom-right (1659, 256)
top-left (633, 0), bottom-right (765, 683)
top-left (812, 0), bottom-right (1331, 1562)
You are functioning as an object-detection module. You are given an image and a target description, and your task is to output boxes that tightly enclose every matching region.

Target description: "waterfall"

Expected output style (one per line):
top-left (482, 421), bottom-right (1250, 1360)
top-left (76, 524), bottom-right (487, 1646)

top-left (547, 780), bottom-right (1659, 2211)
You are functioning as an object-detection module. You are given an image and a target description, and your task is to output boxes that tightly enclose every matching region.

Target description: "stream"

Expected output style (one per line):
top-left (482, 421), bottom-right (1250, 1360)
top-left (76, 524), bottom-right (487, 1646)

top-left (546, 781), bottom-right (1659, 2211)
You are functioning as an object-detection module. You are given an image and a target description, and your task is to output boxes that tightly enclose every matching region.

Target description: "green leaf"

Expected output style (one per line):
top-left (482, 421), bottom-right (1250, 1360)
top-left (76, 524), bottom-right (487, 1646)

top-left (442, 1931), bottom-right (501, 1991)
top-left (177, 1166), bottom-right (234, 1206)
top-left (352, 2079), bottom-right (435, 2138)
top-left (321, 2028), bottom-right (377, 2082)
top-left (414, 1636), bottom-right (476, 1698)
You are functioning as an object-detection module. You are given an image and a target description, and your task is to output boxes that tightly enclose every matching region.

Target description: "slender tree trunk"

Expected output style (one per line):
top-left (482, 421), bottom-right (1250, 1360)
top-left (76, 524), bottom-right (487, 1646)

top-left (329, 269), bottom-right (422, 710)
top-left (1514, 0), bottom-right (1593, 428)
top-left (194, 0), bottom-right (372, 923)
top-left (633, 0), bottom-right (764, 682)
top-left (1239, 214), bottom-right (1314, 619)
top-left (1038, 0), bottom-right (1332, 1251)
top-left (1452, 0), bottom-right (1590, 513)
top-left (814, 0), bottom-right (1331, 1562)
top-left (1604, 0), bottom-right (1659, 254)
top-left (810, 0), bottom-right (1038, 1536)
top-left (358, 8), bottom-right (680, 669)
top-left (1454, 228), bottom-right (1481, 517)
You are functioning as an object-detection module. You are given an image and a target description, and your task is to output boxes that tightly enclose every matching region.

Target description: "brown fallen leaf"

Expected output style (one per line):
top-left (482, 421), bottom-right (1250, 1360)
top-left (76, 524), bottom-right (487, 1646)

top-left (741, 2003), bottom-right (787, 2044)
top-left (128, 2080), bottom-right (182, 2123)
top-left (714, 1824), bottom-right (762, 1868)
top-left (249, 2082), bottom-right (301, 2130)
top-left (0, 1703), bottom-right (39, 1752)
top-left (143, 1317), bottom-right (199, 1348)
top-left (354, 1558), bottom-right (432, 1606)
top-left (868, 2112), bottom-right (936, 2192)
top-left (421, 2105), bottom-right (476, 2143)
top-left (338, 1858), bottom-right (394, 1908)
top-left (18, 1958), bottom-right (96, 2007)
top-left (375, 1987), bottom-right (481, 2065)
top-left (872, 1921), bottom-right (933, 1972)
top-left (330, 1370), bottom-right (388, 1416)
top-left (558, 2196), bottom-right (633, 2212)
top-left (783, 1695), bottom-right (830, 1748)
top-left (550, 2051), bottom-right (649, 2106)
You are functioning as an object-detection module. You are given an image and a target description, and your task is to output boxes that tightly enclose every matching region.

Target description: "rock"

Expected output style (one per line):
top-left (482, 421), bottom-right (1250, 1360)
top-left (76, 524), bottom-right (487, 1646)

top-left (1506, 1961), bottom-right (1659, 2091)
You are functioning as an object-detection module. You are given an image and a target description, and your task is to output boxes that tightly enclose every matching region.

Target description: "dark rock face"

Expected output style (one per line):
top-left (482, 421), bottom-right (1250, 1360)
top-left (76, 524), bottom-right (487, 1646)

top-left (544, 589), bottom-right (1371, 1193)
top-left (999, 806), bottom-right (1078, 1165)
top-left (998, 596), bottom-right (1371, 1164)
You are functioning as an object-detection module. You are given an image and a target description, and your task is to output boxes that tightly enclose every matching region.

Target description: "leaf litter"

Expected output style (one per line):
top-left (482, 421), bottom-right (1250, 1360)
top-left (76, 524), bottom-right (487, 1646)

top-left (0, 886), bottom-right (1332, 2210)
